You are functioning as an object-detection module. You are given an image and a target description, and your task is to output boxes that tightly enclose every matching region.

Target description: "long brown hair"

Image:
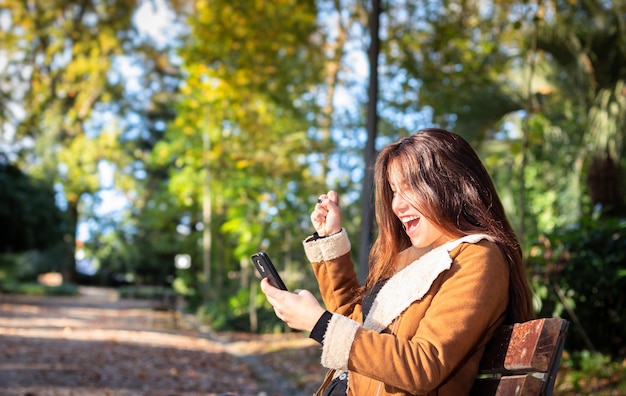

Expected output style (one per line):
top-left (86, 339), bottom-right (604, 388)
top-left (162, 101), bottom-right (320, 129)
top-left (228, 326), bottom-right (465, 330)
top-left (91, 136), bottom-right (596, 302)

top-left (366, 128), bottom-right (534, 324)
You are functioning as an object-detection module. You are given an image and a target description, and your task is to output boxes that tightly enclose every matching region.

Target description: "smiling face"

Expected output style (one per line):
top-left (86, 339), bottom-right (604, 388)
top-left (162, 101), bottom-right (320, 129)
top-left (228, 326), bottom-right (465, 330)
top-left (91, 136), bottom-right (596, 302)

top-left (388, 164), bottom-right (449, 249)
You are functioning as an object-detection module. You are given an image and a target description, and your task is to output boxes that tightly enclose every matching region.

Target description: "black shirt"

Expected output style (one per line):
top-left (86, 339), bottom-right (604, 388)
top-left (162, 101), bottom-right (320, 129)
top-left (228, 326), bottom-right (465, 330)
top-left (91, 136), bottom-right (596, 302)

top-left (310, 279), bottom-right (388, 396)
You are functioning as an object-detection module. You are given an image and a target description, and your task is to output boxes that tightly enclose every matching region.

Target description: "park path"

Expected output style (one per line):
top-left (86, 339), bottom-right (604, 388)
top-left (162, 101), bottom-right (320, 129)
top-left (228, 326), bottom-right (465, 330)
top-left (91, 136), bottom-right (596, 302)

top-left (0, 287), bottom-right (324, 396)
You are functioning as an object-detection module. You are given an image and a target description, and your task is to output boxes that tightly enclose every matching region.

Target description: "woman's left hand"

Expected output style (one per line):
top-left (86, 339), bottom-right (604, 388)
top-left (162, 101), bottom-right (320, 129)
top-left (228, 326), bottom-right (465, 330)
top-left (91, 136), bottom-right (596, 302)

top-left (260, 278), bottom-right (326, 332)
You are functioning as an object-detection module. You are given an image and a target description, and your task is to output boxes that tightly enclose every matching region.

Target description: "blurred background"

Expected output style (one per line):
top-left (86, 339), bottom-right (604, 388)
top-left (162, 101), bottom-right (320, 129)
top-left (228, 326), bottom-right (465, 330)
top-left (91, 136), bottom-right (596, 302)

top-left (1, 0), bottom-right (625, 393)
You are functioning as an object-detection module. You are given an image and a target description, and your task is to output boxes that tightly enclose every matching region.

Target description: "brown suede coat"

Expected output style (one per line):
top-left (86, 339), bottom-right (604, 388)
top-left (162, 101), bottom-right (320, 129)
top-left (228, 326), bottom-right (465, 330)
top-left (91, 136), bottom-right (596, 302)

top-left (303, 230), bottom-right (509, 396)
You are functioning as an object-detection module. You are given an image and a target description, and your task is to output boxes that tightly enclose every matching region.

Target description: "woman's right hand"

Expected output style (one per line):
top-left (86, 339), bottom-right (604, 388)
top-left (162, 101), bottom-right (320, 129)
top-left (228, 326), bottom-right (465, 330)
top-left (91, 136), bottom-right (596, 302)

top-left (260, 278), bottom-right (326, 332)
top-left (311, 190), bottom-right (342, 236)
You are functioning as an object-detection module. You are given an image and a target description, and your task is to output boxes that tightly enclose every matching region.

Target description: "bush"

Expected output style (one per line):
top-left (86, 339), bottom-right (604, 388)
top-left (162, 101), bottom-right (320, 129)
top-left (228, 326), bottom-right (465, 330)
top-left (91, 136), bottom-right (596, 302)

top-left (527, 217), bottom-right (626, 357)
top-left (0, 160), bottom-right (65, 253)
top-left (557, 350), bottom-right (626, 394)
top-left (0, 280), bottom-right (78, 296)
top-left (198, 286), bottom-right (285, 333)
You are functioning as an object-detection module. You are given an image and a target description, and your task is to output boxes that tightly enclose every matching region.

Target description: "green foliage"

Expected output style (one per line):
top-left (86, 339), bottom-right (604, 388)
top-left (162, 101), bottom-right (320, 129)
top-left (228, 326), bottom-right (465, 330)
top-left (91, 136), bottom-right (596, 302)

top-left (144, 0), bottom-right (332, 315)
top-left (172, 274), bottom-right (193, 297)
top-left (187, 0), bottom-right (323, 107)
top-left (172, 271), bottom-right (203, 312)
top-left (382, 0), bottom-right (626, 237)
top-left (5, 244), bottom-right (71, 282)
top-left (0, 280), bottom-right (78, 296)
top-left (381, 0), bottom-right (523, 139)
top-left (482, 111), bottom-right (589, 238)
top-left (558, 350), bottom-right (626, 394)
top-left (0, 0), bottom-right (174, 282)
top-left (527, 216), bottom-right (626, 357)
top-left (199, 286), bottom-right (284, 334)
top-left (0, 160), bottom-right (65, 253)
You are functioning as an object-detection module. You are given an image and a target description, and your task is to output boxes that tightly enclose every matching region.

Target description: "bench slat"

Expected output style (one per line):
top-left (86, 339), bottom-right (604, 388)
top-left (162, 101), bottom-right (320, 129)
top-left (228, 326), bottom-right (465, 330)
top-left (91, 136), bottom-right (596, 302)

top-left (472, 374), bottom-right (543, 396)
top-left (478, 318), bottom-right (565, 374)
top-left (471, 317), bottom-right (569, 396)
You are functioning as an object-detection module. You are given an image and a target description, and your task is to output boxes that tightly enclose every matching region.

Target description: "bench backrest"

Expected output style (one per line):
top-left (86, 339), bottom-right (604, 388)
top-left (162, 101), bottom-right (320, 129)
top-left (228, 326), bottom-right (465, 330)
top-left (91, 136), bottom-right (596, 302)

top-left (470, 317), bottom-right (569, 396)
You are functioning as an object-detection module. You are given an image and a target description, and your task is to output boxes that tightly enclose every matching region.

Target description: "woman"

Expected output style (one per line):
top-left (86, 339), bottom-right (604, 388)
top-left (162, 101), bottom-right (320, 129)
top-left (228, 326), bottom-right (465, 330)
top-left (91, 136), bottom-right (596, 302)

top-left (261, 128), bottom-right (535, 395)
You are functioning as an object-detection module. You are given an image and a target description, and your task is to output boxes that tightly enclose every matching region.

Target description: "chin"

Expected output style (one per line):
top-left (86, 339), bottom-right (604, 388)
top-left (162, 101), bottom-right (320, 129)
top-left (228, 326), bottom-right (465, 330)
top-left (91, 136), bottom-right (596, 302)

top-left (409, 239), bottom-right (430, 249)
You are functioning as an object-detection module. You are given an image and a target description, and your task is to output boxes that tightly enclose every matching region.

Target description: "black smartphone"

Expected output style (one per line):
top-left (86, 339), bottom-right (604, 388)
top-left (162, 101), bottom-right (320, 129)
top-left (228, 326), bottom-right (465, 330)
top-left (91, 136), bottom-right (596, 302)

top-left (251, 251), bottom-right (288, 291)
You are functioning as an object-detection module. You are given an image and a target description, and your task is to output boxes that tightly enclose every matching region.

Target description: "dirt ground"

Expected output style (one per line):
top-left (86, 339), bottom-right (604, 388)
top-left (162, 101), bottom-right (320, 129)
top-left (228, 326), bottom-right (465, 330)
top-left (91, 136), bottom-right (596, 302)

top-left (0, 287), bottom-right (326, 396)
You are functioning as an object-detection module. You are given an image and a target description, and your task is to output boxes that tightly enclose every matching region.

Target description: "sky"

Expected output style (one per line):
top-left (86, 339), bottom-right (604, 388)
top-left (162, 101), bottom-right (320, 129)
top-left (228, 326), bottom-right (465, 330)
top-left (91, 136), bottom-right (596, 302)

top-left (134, 0), bottom-right (174, 44)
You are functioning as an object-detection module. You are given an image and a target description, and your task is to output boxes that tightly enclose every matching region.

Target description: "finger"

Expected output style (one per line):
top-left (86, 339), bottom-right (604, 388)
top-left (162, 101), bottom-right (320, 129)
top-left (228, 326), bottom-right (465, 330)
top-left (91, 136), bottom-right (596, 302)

top-left (311, 212), bottom-right (325, 223)
top-left (327, 190), bottom-right (339, 205)
top-left (296, 289), bottom-right (312, 298)
top-left (317, 192), bottom-right (338, 206)
top-left (273, 307), bottom-right (284, 321)
top-left (311, 208), bottom-right (329, 222)
top-left (314, 204), bottom-right (329, 214)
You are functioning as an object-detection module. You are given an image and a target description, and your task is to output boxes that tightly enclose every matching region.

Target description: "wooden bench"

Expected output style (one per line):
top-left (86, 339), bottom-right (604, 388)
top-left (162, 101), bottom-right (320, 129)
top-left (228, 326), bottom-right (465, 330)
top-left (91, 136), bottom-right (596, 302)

top-left (152, 289), bottom-right (179, 328)
top-left (470, 317), bottom-right (569, 396)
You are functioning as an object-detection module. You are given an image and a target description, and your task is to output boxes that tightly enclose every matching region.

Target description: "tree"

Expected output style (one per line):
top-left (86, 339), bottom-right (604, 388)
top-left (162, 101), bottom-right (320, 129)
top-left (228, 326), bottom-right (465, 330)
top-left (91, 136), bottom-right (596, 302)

top-left (154, 0), bottom-right (327, 309)
top-left (379, 0), bottom-right (626, 234)
top-left (0, 0), bottom-right (182, 282)
top-left (0, 156), bottom-right (64, 254)
top-left (381, 0), bottom-right (522, 140)
top-left (533, 0), bottom-right (626, 218)
top-left (0, 0), bottom-right (145, 280)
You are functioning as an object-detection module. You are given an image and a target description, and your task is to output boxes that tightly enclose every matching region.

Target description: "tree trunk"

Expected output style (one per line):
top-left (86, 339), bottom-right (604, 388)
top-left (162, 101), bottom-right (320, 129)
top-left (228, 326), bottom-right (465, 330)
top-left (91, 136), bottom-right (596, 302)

top-left (202, 131), bottom-right (212, 304)
top-left (358, 0), bottom-right (381, 283)
top-left (587, 155), bottom-right (625, 218)
top-left (64, 199), bottom-right (80, 283)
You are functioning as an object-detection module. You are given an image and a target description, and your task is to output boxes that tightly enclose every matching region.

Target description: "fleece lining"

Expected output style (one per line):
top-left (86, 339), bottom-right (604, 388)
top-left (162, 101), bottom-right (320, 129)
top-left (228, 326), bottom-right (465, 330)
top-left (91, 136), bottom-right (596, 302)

top-left (319, 234), bottom-right (494, 370)
top-left (302, 229), bottom-right (351, 263)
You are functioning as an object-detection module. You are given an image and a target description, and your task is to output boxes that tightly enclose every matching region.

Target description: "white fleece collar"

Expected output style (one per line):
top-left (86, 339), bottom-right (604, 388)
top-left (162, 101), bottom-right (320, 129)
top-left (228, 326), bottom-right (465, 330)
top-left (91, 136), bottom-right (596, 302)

top-left (363, 234), bottom-right (494, 332)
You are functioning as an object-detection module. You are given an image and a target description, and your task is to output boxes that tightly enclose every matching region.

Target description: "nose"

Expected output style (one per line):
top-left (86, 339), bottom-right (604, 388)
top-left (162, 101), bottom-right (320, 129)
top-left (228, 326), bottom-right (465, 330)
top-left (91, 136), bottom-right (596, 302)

top-left (392, 193), bottom-right (409, 214)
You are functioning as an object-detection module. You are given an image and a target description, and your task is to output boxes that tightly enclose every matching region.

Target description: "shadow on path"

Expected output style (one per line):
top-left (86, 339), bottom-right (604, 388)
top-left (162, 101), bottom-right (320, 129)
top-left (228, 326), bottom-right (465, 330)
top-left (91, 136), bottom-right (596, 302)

top-left (0, 287), bottom-right (322, 396)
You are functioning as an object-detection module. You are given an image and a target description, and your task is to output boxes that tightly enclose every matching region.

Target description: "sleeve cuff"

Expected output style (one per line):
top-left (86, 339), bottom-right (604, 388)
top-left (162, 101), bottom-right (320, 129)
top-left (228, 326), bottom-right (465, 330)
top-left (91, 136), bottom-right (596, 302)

top-left (302, 228), bottom-right (351, 263)
top-left (320, 314), bottom-right (361, 370)
top-left (309, 310), bottom-right (333, 344)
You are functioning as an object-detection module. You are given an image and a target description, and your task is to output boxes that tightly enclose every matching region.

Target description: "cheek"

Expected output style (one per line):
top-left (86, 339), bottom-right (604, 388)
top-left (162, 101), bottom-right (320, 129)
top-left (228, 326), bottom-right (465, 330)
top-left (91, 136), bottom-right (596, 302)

top-left (422, 219), bottom-right (442, 237)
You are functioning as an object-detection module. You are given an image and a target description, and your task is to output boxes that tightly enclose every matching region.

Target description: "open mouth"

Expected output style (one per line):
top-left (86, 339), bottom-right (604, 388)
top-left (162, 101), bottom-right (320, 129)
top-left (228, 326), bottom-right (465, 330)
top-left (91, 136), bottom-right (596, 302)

top-left (402, 216), bottom-right (420, 234)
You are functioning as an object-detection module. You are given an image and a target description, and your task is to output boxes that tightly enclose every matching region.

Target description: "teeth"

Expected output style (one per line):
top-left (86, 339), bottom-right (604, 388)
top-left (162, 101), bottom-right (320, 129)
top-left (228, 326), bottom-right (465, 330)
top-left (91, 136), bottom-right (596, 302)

top-left (401, 216), bottom-right (419, 223)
